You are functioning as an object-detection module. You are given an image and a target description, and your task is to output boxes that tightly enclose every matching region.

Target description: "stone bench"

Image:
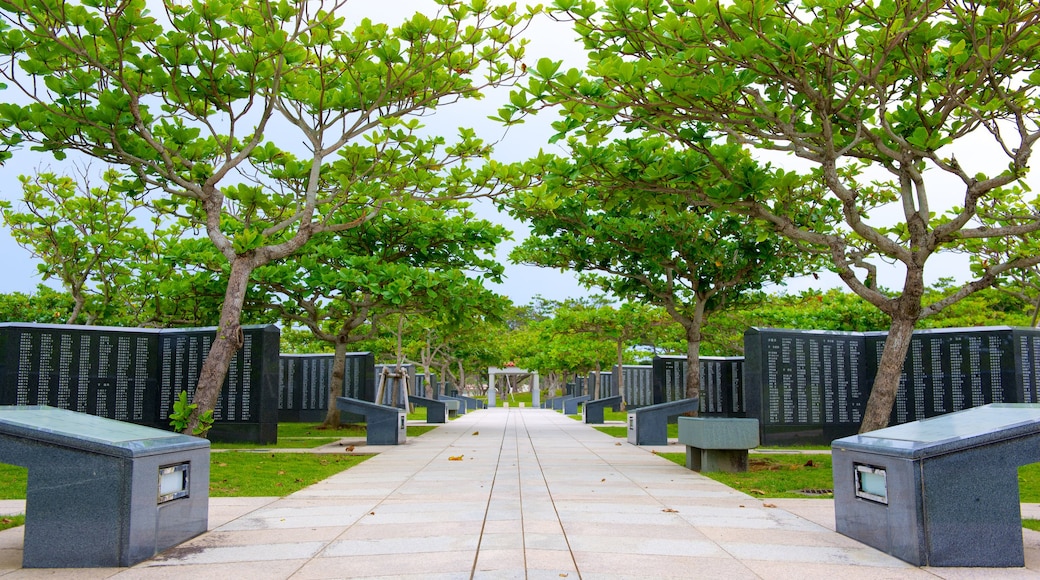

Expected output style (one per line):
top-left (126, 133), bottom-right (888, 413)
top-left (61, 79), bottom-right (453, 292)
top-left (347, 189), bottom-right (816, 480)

top-left (437, 395), bottom-right (464, 416)
top-left (677, 417), bottom-right (759, 472)
top-left (541, 396), bottom-right (563, 410)
top-left (335, 397), bottom-right (406, 445)
top-left (832, 403), bottom-right (1040, 567)
top-left (563, 394), bottom-right (591, 415)
top-left (452, 395), bottom-right (485, 411)
top-left (0, 406), bottom-right (209, 568)
top-left (583, 395), bottom-right (623, 424)
top-left (626, 398), bottom-right (699, 445)
top-left (408, 395), bottom-right (449, 423)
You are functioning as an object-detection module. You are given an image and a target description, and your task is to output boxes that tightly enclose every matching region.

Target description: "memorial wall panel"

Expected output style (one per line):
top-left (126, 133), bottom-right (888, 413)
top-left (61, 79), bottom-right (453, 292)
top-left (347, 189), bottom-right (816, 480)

top-left (0, 322), bottom-right (279, 443)
top-left (745, 326), bottom-right (1040, 445)
top-left (343, 352), bottom-right (376, 402)
top-left (0, 324), bottom-right (158, 422)
top-left (615, 364), bottom-right (653, 407)
top-left (574, 376), bottom-right (586, 397)
top-left (279, 354), bottom-right (333, 422)
top-left (278, 352), bottom-right (375, 421)
top-left (414, 373), bottom-right (439, 398)
top-left (650, 355), bottom-right (745, 415)
top-left (584, 371), bottom-right (614, 398)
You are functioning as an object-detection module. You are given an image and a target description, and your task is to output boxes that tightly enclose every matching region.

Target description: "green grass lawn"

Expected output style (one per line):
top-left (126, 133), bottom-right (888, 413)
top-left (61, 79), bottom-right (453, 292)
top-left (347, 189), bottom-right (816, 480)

top-left (593, 424), bottom-right (679, 438)
top-left (210, 452), bottom-right (371, 496)
top-left (0, 515), bottom-right (25, 532)
top-left (213, 421), bottom-right (437, 449)
top-left (0, 464), bottom-right (26, 500)
top-left (490, 391), bottom-right (533, 407)
top-left (654, 452), bottom-right (1040, 505)
top-left (0, 452), bottom-right (371, 501)
top-left (0, 420), bottom-right (445, 502)
top-left (657, 452), bottom-right (834, 498)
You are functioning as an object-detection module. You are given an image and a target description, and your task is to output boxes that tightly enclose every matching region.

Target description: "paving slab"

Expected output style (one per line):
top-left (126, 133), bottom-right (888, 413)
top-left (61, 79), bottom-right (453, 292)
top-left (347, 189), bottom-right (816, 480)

top-left (2, 407), bottom-right (1040, 578)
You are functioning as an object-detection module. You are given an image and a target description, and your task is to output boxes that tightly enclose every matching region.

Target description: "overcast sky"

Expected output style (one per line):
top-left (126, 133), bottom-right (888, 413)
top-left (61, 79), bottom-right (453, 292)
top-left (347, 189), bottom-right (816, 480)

top-left (0, 2), bottom-right (1021, 308)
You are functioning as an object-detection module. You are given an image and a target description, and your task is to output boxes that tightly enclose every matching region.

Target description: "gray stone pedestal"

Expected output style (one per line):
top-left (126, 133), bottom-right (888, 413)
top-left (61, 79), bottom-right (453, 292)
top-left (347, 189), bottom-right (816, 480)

top-left (832, 404), bottom-right (1040, 567)
top-left (0, 406), bottom-right (210, 568)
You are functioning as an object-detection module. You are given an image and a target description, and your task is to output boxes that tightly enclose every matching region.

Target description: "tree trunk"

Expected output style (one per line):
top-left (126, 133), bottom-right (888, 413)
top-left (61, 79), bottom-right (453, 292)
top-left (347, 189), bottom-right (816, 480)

top-left (322, 334), bottom-right (349, 428)
top-left (684, 323), bottom-right (701, 404)
top-left (68, 291), bottom-right (85, 325)
top-left (859, 314), bottom-right (917, 432)
top-left (185, 257), bottom-right (251, 435)
top-left (615, 338), bottom-right (625, 403)
top-left (594, 362), bottom-right (601, 399)
top-left (425, 366), bottom-right (434, 398)
top-left (423, 337), bottom-right (435, 398)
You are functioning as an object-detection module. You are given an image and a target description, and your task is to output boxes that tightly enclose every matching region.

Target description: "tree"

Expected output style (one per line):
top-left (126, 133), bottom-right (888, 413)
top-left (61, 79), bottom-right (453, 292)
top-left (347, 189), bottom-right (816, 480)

top-left (0, 286), bottom-right (75, 323)
top-left (509, 0), bottom-right (1040, 432)
top-left (253, 199), bottom-right (508, 425)
top-left (508, 181), bottom-right (820, 401)
top-left (397, 279), bottom-right (511, 397)
top-left (0, 0), bottom-right (534, 433)
top-left (969, 236), bottom-right (1040, 326)
top-left (1, 169), bottom-right (149, 324)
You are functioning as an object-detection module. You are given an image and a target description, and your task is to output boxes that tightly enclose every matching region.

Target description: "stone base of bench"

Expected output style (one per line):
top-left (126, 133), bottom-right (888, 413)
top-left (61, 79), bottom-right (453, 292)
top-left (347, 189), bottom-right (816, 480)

top-left (686, 447), bottom-right (749, 473)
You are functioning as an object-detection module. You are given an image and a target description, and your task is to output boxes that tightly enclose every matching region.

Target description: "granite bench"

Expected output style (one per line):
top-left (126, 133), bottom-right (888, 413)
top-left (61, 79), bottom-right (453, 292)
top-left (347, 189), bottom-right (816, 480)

top-left (677, 416), bottom-right (759, 472)
top-left (335, 396), bottom-right (406, 445)
top-left (453, 395), bottom-right (485, 411)
top-left (436, 395), bottom-right (463, 416)
top-left (583, 395), bottom-right (623, 424)
top-left (832, 403), bottom-right (1040, 567)
top-left (551, 396), bottom-right (571, 412)
top-left (563, 394), bottom-right (591, 415)
top-left (0, 406), bottom-right (209, 568)
top-left (626, 398), bottom-right (699, 445)
top-left (408, 395), bottom-right (449, 423)
top-left (541, 396), bottom-right (561, 410)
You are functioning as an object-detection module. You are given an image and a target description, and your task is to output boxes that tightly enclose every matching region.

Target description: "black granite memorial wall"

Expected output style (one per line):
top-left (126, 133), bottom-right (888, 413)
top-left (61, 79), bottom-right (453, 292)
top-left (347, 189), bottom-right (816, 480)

top-left (278, 352), bottom-right (375, 422)
top-left (615, 364), bottom-right (654, 407)
top-left (414, 372), bottom-right (440, 398)
top-left (0, 322), bottom-right (280, 443)
top-left (584, 371), bottom-right (614, 398)
top-left (744, 326), bottom-right (1040, 445)
top-left (344, 352), bottom-right (376, 402)
top-left (574, 376), bottom-right (587, 397)
top-left (651, 355), bottom-right (745, 415)
top-left (279, 354), bottom-right (332, 423)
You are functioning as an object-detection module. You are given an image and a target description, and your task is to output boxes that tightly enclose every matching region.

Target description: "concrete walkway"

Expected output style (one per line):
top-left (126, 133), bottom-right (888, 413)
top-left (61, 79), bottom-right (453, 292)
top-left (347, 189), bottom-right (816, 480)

top-left (3, 407), bottom-right (1040, 578)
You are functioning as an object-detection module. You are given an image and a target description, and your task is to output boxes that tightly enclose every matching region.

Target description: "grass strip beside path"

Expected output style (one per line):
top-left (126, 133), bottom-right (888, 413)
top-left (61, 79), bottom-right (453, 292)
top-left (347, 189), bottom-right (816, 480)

top-left (657, 452), bottom-right (834, 498)
top-left (656, 452), bottom-right (1040, 504)
top-left (0, 515), bottom-right (24, 532)
top-left (210, 452), bottom-right (370, 496)
top-left (0, 453), bottom-right (371, 500)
